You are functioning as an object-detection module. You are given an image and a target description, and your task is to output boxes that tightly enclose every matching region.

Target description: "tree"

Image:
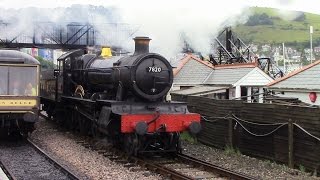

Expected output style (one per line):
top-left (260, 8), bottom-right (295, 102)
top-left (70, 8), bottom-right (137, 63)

top-left (35, 56), bottom-right (55, 70)
top-left (294, 13), bottom-right (306, 22)
top-left (245, 13), bottom-right (273, 26)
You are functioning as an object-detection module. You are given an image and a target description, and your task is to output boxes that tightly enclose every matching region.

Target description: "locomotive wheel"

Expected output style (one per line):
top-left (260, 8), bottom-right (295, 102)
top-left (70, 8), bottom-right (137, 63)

top-left (91, 123), bottom-right (101, 138)
top-left (124, 133), bottom-right (139, 156)
top-left (171, 133), bottom-right (182, 153)
top-left (79, 117), bottom-right (89, 135)
top-left (176, 134), bottom-right (182, 153)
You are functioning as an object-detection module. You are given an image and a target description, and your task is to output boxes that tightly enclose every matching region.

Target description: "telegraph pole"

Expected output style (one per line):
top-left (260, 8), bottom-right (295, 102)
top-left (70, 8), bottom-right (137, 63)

top-left (283, 42), bottom-right (286, 73)
top-left (310, 26), bottom-right (313, 64)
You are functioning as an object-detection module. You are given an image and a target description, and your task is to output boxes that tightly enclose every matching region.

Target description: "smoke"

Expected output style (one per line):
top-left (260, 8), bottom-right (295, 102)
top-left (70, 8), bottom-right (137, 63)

top-left (0, 1), bottom-right (251, 58)
top-left (266, 0), bottom-right (304, 21)
top-left (0, 5), bottom-right (126, 46)
top-left (109, 1), bottom-right (250, 58)
top-left (276, 9), bottom-right (305, 21)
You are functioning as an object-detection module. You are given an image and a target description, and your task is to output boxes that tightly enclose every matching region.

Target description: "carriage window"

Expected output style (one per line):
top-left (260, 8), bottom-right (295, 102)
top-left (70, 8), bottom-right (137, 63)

top-left (0, 66), bottom-right (9, 95)
top-left (8, 66), bottom-right (37, 96)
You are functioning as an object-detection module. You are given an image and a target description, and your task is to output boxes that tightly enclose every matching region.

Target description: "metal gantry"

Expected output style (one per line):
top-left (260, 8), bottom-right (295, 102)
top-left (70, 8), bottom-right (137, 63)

top-left (211, 27), bottom-right (284, 79)
top-left (0, 21), bottom-right (139, 50)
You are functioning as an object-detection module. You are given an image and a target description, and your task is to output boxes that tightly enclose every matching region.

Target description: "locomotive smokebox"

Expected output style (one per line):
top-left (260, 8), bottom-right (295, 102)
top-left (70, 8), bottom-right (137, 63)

top-left (133, 37), bottom-right (151, 55)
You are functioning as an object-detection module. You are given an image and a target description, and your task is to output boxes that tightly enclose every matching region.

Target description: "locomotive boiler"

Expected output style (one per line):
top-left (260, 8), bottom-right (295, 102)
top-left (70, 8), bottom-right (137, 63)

top-left (72, 37), bottom-right (173, 102)
top-left (41, 37), bottom-right (201, 155)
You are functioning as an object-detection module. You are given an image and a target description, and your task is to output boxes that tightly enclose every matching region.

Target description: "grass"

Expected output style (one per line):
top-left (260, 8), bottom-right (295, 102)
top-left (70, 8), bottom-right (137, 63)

top-left (233, 7), bottom-right (320, 44)
top-left (299, 164), bottom-right (306, 173)
top-left (180, 132), bottom-right (197, 144)
top-left (224, 145), bottom-right (241, 156)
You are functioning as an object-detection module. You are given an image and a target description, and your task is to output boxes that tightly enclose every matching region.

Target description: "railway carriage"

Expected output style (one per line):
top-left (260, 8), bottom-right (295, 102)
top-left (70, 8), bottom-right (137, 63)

top-left (41, 37), bottom-right (201, 155)
top-left (0, 50), bottom-right (40, 137)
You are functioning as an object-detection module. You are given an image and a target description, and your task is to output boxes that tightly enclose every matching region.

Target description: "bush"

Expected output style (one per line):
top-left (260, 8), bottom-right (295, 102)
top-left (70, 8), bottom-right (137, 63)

top-left (224, 145), bottom-right (241, 156)
top-left (35, 56), bottom-right (55, 70)
top-left (294, 13), bottom-right (306, 22)
top-left (245, 13), bottom-right (274, 26)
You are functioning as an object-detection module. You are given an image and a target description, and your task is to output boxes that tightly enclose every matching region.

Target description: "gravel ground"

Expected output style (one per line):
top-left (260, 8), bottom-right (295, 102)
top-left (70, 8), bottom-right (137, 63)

top-left (29, 117), bottom-right (320, 180)
top-left (0, 141), bottom-right (69, 180)
top-left (181, 140), bottom-right (320, 180)
top-left (30, 119), bottom-right (161, 180)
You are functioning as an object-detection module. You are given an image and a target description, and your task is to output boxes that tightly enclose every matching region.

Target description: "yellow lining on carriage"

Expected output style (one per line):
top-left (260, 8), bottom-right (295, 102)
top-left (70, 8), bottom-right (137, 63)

top-left (0, 111), bottom-right (34, 113)
top-left (0, 99), bottom-right (37, 106)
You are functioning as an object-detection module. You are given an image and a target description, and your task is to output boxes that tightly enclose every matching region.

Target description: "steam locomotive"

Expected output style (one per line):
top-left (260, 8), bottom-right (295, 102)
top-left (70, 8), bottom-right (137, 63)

top-left (41, 37), bottom-right (201, 155)
top-left (0, 50), bottom-right (40, 137)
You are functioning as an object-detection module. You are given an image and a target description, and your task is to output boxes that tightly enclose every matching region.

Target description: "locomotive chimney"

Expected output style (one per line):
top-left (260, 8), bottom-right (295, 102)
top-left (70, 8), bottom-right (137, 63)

top-left (133, 37), bottom-right (151, 55)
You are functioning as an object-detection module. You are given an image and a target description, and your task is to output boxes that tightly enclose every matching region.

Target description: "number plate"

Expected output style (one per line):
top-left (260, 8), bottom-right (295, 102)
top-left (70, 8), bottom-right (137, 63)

top-left (147, 66), bottom-right (162, 73)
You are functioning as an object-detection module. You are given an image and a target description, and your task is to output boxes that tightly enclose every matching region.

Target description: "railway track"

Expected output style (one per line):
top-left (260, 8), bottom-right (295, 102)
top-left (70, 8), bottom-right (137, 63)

top-left (76, 139), bottom-right (259, 180)
top-left (40, 111), bottom-right (259, 179)
top-left (0, 138), bottom-right (80, 180)
top-left (132, 153), bottom-right (258, 180)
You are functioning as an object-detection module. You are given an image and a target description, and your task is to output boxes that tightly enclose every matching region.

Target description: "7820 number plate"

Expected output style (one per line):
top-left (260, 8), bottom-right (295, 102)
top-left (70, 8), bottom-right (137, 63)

top-left (147, 66), bottom-right (162, 73)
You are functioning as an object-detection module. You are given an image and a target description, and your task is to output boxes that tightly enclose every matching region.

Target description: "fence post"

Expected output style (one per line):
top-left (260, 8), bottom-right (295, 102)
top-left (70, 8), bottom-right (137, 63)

top-left (288, 118), bottom-right (294, 168)
top-left (228, 115), bottom-right (233, 148)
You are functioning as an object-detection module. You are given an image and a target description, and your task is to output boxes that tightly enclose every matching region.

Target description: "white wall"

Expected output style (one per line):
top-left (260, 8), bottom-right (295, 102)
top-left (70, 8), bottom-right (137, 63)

top-left (229, 88), bottom-right (236, 100)
top-left (171, 85), bottom-right (181, 91)
top-left (276, 91), bottom-right (320, 105)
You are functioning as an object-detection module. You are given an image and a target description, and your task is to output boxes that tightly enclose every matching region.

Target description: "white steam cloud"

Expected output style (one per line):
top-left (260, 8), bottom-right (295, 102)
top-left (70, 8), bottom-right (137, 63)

top-left (0, 5), bottom-right (136, 50)
top-left (0, 0), bottom-right (251, 58)
top-left (110, 1), bottom-right (250, 58)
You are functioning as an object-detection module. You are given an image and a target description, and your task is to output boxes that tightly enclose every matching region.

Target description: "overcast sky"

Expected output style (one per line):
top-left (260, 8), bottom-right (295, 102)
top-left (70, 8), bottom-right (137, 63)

top-left (0, 0), bottom-right (319, 14)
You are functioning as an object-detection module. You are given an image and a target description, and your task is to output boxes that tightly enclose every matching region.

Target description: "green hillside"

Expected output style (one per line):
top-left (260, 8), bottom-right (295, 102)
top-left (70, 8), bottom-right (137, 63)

top-left (233, 7), bottom-right (320, 45)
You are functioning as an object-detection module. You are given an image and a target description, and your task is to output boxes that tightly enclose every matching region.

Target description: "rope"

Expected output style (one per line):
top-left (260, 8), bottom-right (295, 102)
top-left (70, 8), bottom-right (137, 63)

top-left (232, 118), bottom-right (288, 137)
top-left (231, 114), bottom-right (287, 126)
top-left (201, 114), bottom-right (287, 137)
top-left (293, 123), bottom-right (320, 142)
top-left (201, 114), bottom-right (320, 139)
top-left (201, 114), bottom-right (230, 123)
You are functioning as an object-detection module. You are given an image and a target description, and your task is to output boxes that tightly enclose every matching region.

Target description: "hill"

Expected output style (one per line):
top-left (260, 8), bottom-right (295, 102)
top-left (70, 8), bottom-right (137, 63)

top-left (233, 7), bottom-right (320, 46)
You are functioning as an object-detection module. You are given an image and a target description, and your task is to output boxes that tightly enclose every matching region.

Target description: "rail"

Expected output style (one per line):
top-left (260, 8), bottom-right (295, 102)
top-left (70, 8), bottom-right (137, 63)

top-left (177, 153), bottom-right (259, 180)
top-left (0, 158), bottom-right (17, 180)
top-left (27, 138), bottom-right (80, 180)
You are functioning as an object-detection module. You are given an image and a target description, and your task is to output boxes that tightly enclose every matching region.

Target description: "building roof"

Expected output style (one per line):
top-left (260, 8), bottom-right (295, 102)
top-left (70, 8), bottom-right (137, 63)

top-left (171, 86), bottom-right (228, 96)
top-left (268, 60), bottom-right (320, 91)
top-left (204, 67), bottom-right (253, 85)
top-left (173, 54), bottom-right (272, 87)
top-left (233, 67), bottom-right (274, 86)
top-left (173, 54), bottom-right (214, 76)
top-left (173, 55), bottom-right (213, 85)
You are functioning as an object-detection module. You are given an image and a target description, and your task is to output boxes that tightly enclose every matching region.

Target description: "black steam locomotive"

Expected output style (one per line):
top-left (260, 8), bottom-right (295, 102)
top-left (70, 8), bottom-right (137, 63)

top-left (41, 37), bottom-right (201, 155)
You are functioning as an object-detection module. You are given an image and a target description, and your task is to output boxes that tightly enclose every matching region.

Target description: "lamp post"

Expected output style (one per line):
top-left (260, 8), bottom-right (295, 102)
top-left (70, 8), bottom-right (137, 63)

top-left (283, 42), bottom-right (286, 73)
top-left (310, 26), bottom-right (313, 64)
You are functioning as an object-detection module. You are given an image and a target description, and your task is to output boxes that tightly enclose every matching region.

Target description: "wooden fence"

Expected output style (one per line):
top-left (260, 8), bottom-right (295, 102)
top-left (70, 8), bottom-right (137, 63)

top-left (173, 94), bottom-right (320, 173)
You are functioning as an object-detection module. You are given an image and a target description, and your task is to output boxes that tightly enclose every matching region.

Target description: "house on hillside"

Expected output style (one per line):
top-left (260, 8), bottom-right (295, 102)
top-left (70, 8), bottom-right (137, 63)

top-left (172, 54), bottom-right (273, 102)
top-left (268, 60), bottom-right (320, 105)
